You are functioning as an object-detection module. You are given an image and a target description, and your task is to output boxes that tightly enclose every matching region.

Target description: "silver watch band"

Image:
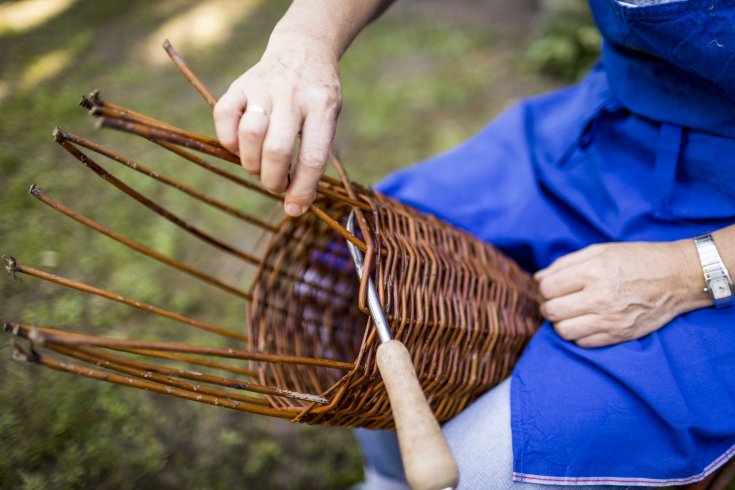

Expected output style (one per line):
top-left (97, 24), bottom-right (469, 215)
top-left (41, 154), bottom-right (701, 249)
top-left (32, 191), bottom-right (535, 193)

top-left (694, 233), bottom-right (735, 308)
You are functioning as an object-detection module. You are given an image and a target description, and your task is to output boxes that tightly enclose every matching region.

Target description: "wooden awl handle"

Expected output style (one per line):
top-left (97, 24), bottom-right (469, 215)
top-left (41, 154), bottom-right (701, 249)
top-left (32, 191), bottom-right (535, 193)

top-left (377, 340), bottom-right (460, 490)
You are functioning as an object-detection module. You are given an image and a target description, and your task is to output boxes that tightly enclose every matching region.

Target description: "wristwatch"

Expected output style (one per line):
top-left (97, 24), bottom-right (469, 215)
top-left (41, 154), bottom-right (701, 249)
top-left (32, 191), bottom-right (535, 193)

top-left (694, 233), bottom-right (735, 308)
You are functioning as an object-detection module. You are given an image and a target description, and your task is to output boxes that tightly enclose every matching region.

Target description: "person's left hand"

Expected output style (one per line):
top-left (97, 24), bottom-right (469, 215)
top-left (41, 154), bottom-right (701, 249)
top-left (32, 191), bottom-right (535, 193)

top-left (534, 241), bottom-right (710, 348)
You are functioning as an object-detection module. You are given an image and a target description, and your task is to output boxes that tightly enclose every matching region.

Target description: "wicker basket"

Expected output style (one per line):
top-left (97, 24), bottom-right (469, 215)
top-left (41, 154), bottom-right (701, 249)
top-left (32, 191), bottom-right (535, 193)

top-left (250, 185), bottom-right (541, 428)
top-left (3, 42), bottom-right (542, 431)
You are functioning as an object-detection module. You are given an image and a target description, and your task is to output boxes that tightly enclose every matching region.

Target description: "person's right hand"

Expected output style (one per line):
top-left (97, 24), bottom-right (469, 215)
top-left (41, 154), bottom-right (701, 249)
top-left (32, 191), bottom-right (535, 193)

top-left (213, 35), bottom-right (343, 217)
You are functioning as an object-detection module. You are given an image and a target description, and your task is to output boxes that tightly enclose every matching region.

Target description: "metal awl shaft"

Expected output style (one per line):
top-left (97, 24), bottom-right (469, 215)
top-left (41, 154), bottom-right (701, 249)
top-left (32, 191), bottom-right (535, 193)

top-left (345, 211), bottom-right (392, 343)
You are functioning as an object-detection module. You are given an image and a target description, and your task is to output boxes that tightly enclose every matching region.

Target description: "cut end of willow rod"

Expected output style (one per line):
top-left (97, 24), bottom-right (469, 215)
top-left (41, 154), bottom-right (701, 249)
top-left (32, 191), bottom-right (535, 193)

top-left (88, 90), bottom-right (102, 105)
top-left (29, 184), bottom-right (42, 197)
top-left (3, 255), bottom-right (20, 279)
top-left (11, 342), bottom-right (36, 363)
top-left (162, 39), bottom-right (173, 51)
top-left (51, 126), bottom-right (65, 142)
top-left (4, 322), bottom-right (29, 338)
top-left (79, 95), bottom-right (93, 110)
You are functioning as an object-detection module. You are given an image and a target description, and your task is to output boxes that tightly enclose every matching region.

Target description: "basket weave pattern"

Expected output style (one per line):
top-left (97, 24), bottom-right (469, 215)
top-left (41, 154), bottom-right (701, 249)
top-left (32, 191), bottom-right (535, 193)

top-left (251, 187), bottom-right (542, 428)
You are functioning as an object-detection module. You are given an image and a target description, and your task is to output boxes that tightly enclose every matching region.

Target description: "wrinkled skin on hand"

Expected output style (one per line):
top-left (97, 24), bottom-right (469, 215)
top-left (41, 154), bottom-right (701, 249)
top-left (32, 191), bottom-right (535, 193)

top-left (534, 241), bottom-right (710, 348)
top-left (213, 35), bottom-right (342, 216)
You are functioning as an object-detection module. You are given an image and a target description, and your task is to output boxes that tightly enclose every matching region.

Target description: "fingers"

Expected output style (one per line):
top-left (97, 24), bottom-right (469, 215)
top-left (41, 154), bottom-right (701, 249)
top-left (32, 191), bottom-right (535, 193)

top-left (540, 292), bottom-right (591, 323)
top-left (536, 264), bottom-right (586, 300)
top-left (213, 89), bottom-right (247, 154)
top-left (237, 99), bottom-right (272, 176)
top-left (553, 315), bottom-right (629, 348)
top-left (535, 244), bottom-right (601, 280)
top-left (553, 314), bottom-right (596, 342)
top-left (285, 111), bottom-right (337, 216)
top-left (259, 104), bottom-right (301, 194)
top-left (214, 86), bottom-right (332, 208)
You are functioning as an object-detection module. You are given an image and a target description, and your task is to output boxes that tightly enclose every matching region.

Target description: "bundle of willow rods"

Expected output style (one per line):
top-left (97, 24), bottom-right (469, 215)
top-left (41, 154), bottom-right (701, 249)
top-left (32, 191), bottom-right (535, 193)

top-left (3, 41), bottom-right (542, 429)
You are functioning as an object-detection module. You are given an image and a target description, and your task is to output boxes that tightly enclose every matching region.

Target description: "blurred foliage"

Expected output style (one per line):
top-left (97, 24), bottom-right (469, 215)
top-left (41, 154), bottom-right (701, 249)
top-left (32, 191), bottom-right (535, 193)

top-left (527, 0), bottom-right (601, 81)
top-left (0, 0), bottom-right (581, 488)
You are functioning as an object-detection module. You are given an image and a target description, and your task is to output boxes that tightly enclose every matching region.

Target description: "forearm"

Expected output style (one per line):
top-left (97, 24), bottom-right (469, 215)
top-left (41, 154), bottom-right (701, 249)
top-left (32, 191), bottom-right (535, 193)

top-left (269, 0), bottom-right (395, 60)
top-left (713, 224), bottom-right (735, 272)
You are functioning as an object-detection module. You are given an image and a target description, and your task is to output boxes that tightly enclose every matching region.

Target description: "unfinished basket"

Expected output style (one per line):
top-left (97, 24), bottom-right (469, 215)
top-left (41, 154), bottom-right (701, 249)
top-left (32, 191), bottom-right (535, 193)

top-left (3, 41), bottom-right (543, 431)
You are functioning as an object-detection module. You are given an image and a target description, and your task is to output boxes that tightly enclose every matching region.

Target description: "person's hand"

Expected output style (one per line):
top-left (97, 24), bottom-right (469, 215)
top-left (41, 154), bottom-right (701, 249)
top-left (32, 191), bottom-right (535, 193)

top-left (534, 241), bottom-right (711, 348)
top-left (214, 34), bottom-right (342, 216)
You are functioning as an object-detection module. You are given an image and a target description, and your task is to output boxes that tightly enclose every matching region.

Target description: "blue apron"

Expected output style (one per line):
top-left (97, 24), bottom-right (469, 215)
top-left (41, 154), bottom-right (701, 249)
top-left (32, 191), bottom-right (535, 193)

top-left (376, 0), bottom-right (735, 484)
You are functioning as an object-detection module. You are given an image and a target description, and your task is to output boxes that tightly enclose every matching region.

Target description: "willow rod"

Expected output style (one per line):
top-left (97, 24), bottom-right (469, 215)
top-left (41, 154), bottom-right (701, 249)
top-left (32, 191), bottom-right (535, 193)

top-left (23, 324), bottom-right (355, 371)
top-left (153, 140), bottom-right (279, 200)
top-left (313, 186), bottom-right (370, 212)
top-left (4, 322), bottom-right (257, 377)
top-left (84, 91), bottom-right (182, 134)
top-left (84, 93), bottom-right (278, 201)
top-left (59, 129), bottom-right (276, 232)
top-left (122, 347), bottom-right (257, 377)
top-left (29, 185), bottom-right (252, 301)
top-left (82, 94), bottom-right (200, 142)
top-left (95, 115), bottom-right (367, 210)
top-left (17, 327), bottom-right (318, 405)
top-left (53, 130), bottom-right (263, 267)
top-left (91, 104), bottom-right (223, 150)
top-left (309, 204), bottom-right (368, 253)
top-left (162, 40), bottom-right (218, 107)
top-left (54, 129), bottom-right (360, 301)
top-left (331, 153), bottom-right (376, 313)
top-left (94, 113), bottom-right (371, 248)
top-left (97, 116), bottom-right (238, 165)
top-left (4, 257), bottom-right (247, 342)
top-left (47, 344), bottom-right (275, 406)
top-left (59, 136), bottom-right (341, 304)
top-left (10, 342), bottom-right (294, 419)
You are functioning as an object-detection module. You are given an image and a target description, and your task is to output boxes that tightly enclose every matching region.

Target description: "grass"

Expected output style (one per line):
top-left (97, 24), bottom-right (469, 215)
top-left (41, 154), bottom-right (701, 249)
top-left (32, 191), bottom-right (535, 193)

top-left (0, 1), bottom-right (575, 488)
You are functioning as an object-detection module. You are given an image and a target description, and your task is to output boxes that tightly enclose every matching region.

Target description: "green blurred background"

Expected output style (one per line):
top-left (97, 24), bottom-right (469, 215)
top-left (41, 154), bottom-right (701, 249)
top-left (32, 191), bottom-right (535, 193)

top-left (0, 0), bottom-right (598, 488)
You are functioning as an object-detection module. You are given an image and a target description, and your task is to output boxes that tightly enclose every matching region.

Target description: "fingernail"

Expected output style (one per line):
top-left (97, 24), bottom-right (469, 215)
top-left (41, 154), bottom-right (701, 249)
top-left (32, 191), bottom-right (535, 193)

top-left (285, 203), bottom-right (302, 216)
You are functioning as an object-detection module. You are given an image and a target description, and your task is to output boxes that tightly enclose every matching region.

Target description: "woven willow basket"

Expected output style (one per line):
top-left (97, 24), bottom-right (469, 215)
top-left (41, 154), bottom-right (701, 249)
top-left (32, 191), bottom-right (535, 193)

top-left (249, 185), bottom-right (541, 428)
top-left (3, 41), bottom-right (542, 431)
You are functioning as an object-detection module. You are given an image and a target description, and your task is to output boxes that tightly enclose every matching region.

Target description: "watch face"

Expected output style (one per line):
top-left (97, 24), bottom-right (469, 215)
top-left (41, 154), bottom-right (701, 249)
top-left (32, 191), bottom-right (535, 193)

top-left (710, 278), bottom-right (733, 300)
